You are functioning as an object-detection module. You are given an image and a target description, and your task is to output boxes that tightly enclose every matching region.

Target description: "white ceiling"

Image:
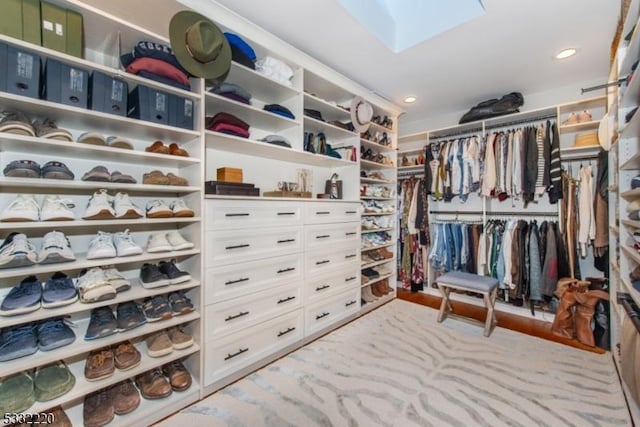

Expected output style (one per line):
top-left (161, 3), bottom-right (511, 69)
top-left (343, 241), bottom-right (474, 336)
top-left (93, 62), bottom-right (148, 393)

top-left (214, 0), bottom-right (620, 126)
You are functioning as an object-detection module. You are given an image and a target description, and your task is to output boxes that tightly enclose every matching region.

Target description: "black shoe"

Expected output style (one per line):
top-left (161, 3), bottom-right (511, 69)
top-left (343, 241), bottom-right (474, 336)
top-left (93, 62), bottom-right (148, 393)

top-left (362, 268), bottom-right (380, 279)
top-left (116, 301), bottom-right (147, 332)
top-left (158, 259), bottom-right (191, 285)
top-left (139, 263), bottom-right (170, 289)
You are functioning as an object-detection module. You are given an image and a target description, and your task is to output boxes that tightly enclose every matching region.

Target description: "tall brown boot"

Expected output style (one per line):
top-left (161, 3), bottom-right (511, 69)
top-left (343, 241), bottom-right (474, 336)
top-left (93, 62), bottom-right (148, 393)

top-left (551, 286), bottom-right (578, 338)
top-left (371, 282), bottom-right (384, 297)
top-left (574, 290), bottom-right (610, 347)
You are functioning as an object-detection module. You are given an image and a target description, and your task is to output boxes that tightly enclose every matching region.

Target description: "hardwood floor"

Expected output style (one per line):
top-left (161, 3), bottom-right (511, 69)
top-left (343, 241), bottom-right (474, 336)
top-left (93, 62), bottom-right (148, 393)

top-left (397, 288), bottom-right (606, 354)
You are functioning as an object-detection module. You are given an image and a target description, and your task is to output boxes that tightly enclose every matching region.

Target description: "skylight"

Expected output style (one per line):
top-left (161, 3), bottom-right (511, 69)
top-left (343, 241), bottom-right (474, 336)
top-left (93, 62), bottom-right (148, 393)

top-left (337, 0), bottom-right (486, 53)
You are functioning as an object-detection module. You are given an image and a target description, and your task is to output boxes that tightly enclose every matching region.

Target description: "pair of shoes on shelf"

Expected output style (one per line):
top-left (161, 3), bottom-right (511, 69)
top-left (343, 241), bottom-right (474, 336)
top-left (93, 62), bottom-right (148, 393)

top-left (0, 231), bottom-right (75, 269)
top-left (82, 166), bottom-right (136, 184)
top-left (145, 141), bottom-right (189, 157)
top-left (1, 194), bottom-right (75, 222)
top-left (143, 170), bottom-right (188, 186)
top-left (0, 317), bottom-right (75, 361)
top-left (563, 110), bottom-right (592, 125)
top-left (4, 159), bottom-right (74, 180)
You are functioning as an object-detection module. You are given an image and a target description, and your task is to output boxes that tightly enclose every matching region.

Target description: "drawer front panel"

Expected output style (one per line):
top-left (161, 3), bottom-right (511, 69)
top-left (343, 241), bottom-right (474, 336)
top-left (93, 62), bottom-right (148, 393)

top-left (206, 226), bottom-right (302, 266)
top-left (305, 244), bottom-right (359, 276)
top-left (304, 222), bottom-right (360, 250)
top-left (304, 288), bottom-right (361, 336)
top-left (206, 200), bottom-right (302, 230)
top-left (205, 253), bottom-right (302, 304)
top-left (306, 266), bottom-right (360, 301)
top-left (204, 309), bottom-right (303, 386)
top-left (206, 284), bottom-right (301, 338)
top-left (304, 202), bottom-right (360, 224)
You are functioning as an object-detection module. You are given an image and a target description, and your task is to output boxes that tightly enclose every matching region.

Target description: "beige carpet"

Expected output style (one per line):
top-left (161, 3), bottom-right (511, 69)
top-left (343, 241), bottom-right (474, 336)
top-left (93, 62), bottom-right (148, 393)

top-left (160, 299), bottom-right (630, 426)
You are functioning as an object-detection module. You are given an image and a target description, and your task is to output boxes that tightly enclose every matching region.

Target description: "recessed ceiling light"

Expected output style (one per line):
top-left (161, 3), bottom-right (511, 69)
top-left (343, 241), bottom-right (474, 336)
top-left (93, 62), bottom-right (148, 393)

top-left (555, 48), bottom-right (577, 59)
top-left (404, 96), bottom-right (417, 103)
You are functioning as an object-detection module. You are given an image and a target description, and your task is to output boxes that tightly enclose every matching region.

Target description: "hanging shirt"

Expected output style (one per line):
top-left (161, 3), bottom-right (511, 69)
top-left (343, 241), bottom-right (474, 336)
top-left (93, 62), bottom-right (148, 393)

top-left (578, 165), bottom-right (595, 257)
top-left (535, 124), bottom-right (546, 197)
top-left (505, 131), bottom-right (514, 196)
top-left (511, 129), bottom-right (523, 198)
top-left (482, 133), bottom-right (497, 197)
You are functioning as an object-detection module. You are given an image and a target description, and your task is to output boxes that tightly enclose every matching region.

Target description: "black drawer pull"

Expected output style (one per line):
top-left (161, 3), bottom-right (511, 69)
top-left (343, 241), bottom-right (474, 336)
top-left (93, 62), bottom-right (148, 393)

top-left (277, 267), bottom-right (295, 274)
top-left (345, 300), bottom-right (357, 307)
top-left (345, 232), bottom-right (357, 236)
top-left (277, 296), bottom-right (296, 304)
top-left (277, 239), bottom-right (296, 244)
top-left (277, 212), bottom-right (296, 216)
top-left (225, 277), bottom-right (249, 286)
top-left (225, 311), bottom-right (250, 321)
top-left (345, 276), bottom-right (357, 282)
top-left (225, 213), bottom-right (250, 217)
top-left (277, 327), bottom-right (296, 337)
top-left (316, 312), bottom-right (330, 320)
top-left (316, 211), bottom-right (330, 215)
top-left (316, 285), bottom-right (330, 291)
top-left (224, 347), bottom-right (249, 360)
top-left (226, 244), bottom-right (250, 250)
top-left (345, 254), bottom-right (357, 259)
top-left (345, 210), bottom-right (357, 214)
top-left (316, 260), bottom-right (330, 265)
top-left (316, 234), bottom-right (331, 239)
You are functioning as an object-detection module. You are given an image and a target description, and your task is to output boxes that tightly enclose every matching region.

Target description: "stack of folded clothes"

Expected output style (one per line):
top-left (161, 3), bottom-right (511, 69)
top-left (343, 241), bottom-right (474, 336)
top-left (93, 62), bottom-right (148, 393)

top-left (224, 33), bottom-right (256, 69)
top-left (205, 113), bottom-right (250, 138)
top-left (263, 104), bottom-right (295, 120)
top-left (258, 134), bottom-right (292, 148)
top-left (256, 56), bottom-right (294, 86)
top-left (121, 41), bottom-right (192, 90)
top-left (209, 83), bottom-right (252, 104)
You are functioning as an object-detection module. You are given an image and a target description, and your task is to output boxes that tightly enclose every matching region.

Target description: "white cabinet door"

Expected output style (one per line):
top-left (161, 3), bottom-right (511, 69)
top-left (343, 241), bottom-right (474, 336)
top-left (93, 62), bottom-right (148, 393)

top-left (206, 200), bottom-right (302, 230)
top-left (304, 222), bottom-right (360, 250)
top-left (304, 288), bottom-right (360, 336)
top-left (304, 202), bottom-right (360, 224)
top-left (304, 243), bottom-right (359, 276)
top-left (305, 265), bottom-right (360, 302)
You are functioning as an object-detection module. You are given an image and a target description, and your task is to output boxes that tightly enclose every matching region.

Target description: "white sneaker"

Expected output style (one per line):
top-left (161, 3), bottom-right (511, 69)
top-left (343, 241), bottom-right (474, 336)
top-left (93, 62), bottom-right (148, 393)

top-left (113, 192), bottom-right (143, 219)
top-left (0, 233), bottom-right (38, 268)
top-left (40, 195), bottom-right (75, 221)
top-left (101, 265), bottom-right (131, 292)
top-left (0, 195), bottom-right (39, 222)
top-left (38, 231), bottom-right (76, 264)
top-left (113, 229), bottom-right (143, 257)
top-left (170, 199), bottom-right (194, 217)
top-left (145, 200), bottom-right (172, 218)
top-left (83, 189), bottom-right (115, 220)
top-left (87, 231), bottom-right (116, 259)
top-left (77, 267), bottom-right (116, 303)
top-left (146, 233), bottom-right (173, 253)
top-left (166, 230), bottom-right (194, 250)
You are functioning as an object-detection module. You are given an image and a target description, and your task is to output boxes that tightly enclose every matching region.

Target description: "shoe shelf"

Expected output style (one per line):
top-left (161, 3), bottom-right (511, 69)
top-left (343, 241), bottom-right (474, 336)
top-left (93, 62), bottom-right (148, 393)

top-left (361, 242), bottom-right (395, 252)
top-left (558, 120), bottom-right (600, 133)
top-left (0, 217), bottom-right (201, 231)
top-left (0, 177), bottom-right (201, 194)
top-left (559, 145), bottom-right (602, 161)
top-left (64, 379), bottom-right (201, 427)
top-left (360, 273), bottom-right (393, 288)
top-left (0, 310), bottom-right (200, 378)
top-left (0, 92), bottom-right (200, 144)
top-left (620, 17), bottom-right (640, 79)
top-left (621, 107), bottom-right (640, 140)
top-left (398, 165), bottom-right (424, 171)
top-left (397, 148), bottom-right (424, 155)
top-left (205, 131), bottom-right (356, 167)
top-left (361, 227), bottom-right (393, 234)
top-left (361, 257), bottom-right (395, 270)
top-left (359, 293), bottom-right (394, 315)
top-left (361, 138), bottom-right (395, 152)
top-left (0, 248), bottom-right (200, 279)
top-left (0, 134), bottom-right (201, 168)
top-left (620, 188), bottom-right (640, 200)
top-left (360, 177), bottom-right (395, 184)
top-left (368, 121), bottom-right (396, 134)
top-left (205, 92), bottom-right (301, 132)
top-left (228, 61), bottom-right (301, 103)
top-left (0, 33), bottom-right (200, 102)
top-left (360, 196), bottom-right (394, 201)
top-left (303, 93), bottom-right (351, 122)
top-left (621, 71), bottom-right (640, 109)
top-left (621, 278), bottom-right (640, 310)
top-left (360, 159), bottom-right (395, 170)
top-left (622, 219), bottom-right (640, 229)
top-left (0, 279), bottom-right (200, 330)
top-left (361, 212), bottom-right (396, 216)
top-left (621, 152), bottom-right (640, 170)
top-left (19, 342), bottom-right (200, 418)
top-left (205, 194), bottom-right (360, 203)
top-left (303, 116), bottom-right (358, 140)
top-left (622, 245), bottom-right (640, 264)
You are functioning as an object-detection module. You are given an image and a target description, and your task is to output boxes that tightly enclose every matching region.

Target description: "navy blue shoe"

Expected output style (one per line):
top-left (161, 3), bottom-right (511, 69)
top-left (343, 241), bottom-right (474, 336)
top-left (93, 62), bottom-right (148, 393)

top-left (36, 317), bottom-right (75, 351)
top-left (42, 272), bottom-right (77, 308)
top-left (116, 301), bottom-right (147, 332)
top-left (85, 307), bottom-right (118, 341)
top-left (0, 276), bottom-right (42, 316)
top-left (0, 323), bottom-right (37, 361)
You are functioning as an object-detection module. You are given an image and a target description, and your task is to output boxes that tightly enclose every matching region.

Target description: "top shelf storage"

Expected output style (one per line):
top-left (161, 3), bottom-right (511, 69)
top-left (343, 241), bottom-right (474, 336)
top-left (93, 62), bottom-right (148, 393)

top-left (223, 62), bottom-right (301, 104)
top-left (303, 93), bottom-right (351, 122)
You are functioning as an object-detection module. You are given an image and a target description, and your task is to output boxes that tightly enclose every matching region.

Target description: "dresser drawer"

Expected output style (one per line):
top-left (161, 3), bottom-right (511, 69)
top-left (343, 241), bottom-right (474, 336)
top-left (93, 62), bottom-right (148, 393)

top-left (206, 226), bottom-right (302, 266)
top-left (205, 254), bottom-right (302, 304)
top-left (206, 200), bottom-right (302, 230)
top-left (305, 243), bottom-right (359, 276)
top-left (205, 284), bottom-right (301, 338)
top-left (306, 266), bottom-right (360, 301)
top-left (304, 202), bottom-right (360, 224)
top-left (204, 309), bottom-right (303, 386)
top-left (304, 222), bottom-right (360, 250)
top-left (304, 288), bottom-right (360, 336)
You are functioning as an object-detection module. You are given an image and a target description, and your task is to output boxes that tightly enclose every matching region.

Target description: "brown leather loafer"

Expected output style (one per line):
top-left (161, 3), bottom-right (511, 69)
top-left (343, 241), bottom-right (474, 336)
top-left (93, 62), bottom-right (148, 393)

top-left (83, 388), bottom-right (114, 427)
top-left (111, 379), bottom-right (140, 415)
top-left (135, 368), bottom-right (172, 400)
top-left (113, 341), bottom-right (141, 370)
top-left (145, 140), bottom-right (170, 154)
top-left (162, 359), bottom-right (192, 391)
top-left (169, 143), bottom-right (189, 157)
top-left (143, 170), bottom-right (170, 185)
top-left (167, 173), bottom-right (188, 186)
top-left (85, 348), bottom-right (115, 381)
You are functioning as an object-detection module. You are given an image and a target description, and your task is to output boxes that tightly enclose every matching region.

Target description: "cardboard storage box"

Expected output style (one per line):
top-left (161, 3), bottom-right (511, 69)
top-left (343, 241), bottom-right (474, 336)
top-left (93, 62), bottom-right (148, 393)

top-left (22, 0), bottom-right (41, 45)
top-left (65, 9), bottom-right (83, 58)
top-left (43, 58), bottom-right (89, 108)
top-left (41, 1), bottom-right (66, 54)
top-left (0, 0), bottom-right (22, 40)
top-left (169, 94), bottom-right (195, 130)
top-left (128, 85), bottom-right (169, 125)
top-left (216, 167), bottom-right (243, 183)
top-left (2, 44), bottom-right (41, 99)
top-left (89, 71), bottom-right (127, 116)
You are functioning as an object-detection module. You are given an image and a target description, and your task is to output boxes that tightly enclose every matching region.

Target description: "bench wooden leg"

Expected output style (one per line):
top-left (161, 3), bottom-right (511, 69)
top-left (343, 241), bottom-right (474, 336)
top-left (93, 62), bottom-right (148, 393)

top-left (482, 287), bottom-right (498, 337)
top-left (437, 284), bottom-right (452, 323)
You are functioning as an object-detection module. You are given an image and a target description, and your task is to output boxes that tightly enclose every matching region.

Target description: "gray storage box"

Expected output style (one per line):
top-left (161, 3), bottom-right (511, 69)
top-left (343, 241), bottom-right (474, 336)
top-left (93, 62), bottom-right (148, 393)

top-left (128, 85), bottom-right (169, 125)
top-left (169, 94), bottom-right (194, 130)
top-left (4, 44), bottom-right (41, 99)
top-left (89, 71), bottom-right (127, 116)
top-left (43, 58), bottom-right (89, 108)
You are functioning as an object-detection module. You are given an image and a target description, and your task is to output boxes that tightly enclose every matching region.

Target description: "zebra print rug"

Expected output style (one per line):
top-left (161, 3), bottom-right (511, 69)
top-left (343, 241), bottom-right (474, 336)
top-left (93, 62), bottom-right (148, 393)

top-left (161, 299), bottom-right (630, 426)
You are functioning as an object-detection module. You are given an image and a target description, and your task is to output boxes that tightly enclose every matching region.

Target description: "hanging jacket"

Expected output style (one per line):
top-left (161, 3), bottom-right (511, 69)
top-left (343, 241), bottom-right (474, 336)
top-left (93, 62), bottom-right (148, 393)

top-left (482, 133), bottom-right (497, 197)
top-left (543, 120), bottom-right (551, 188)
top-left (548, 122), bottom-right (562, 203)
top-left (528, 222), bottom-right (542, 302)
top-left (523, 127), bottom-right (538, 204)
top-left (541, 222), bottom-right (558, 297)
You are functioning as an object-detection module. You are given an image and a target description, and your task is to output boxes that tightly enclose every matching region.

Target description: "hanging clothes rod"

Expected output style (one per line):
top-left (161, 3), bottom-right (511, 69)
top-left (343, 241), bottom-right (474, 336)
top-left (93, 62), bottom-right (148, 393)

top-left (429, 126), bottom-right (483, 141)
top-left (429, 210), bottom-right (557, 217)
top-left (484, 114), bottom-right (557, 131)
top-left (620, 295), bottom-right (640, 335)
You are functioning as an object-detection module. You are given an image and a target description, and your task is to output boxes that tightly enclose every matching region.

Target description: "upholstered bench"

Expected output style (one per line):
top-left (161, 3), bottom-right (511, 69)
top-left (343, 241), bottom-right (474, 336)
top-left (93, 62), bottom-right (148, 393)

top-left (435, 271), bottom-right (499, 337)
